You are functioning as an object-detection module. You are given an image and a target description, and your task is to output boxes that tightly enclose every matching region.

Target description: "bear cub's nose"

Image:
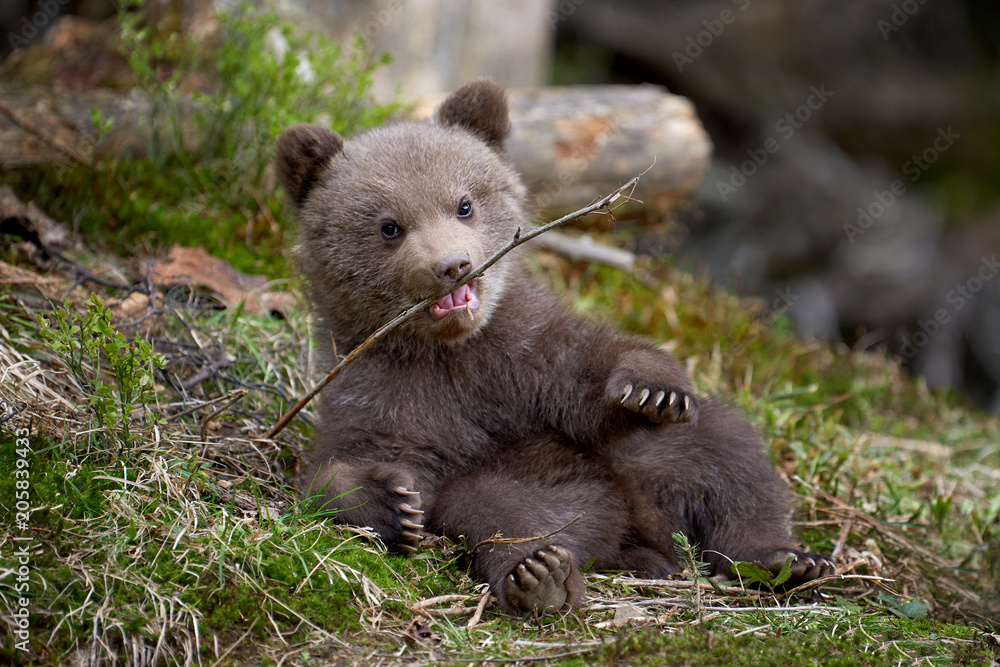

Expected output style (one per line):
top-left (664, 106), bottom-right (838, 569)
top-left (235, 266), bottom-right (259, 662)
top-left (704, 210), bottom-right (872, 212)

top-left (433, 252), bottom-right (472, 283)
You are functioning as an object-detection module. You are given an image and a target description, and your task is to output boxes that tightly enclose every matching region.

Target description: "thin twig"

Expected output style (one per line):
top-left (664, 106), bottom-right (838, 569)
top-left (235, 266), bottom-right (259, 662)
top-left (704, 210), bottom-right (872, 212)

top-left (776, 573), bottom-right (897, 600)
top-left (831, 513), bottom-right (854, 561)
top-left (795, 476), bottom-right (953, 568)
top-left (199, 388), bottom-right (248, 443)
top-left (467, 589), bottom-right (493, 629)
top-left (471, 513), bottom-right (585, 553)
top-left (165, 388), bottom-right (246, 423)
top-left (611, 577), bottom-right (763, 597)
top-left (263, 175), bottom-right (642, 440)
top-left (409, 594), bottom-right (472, 611)
top-left (180, 389), bottom-right (248, 495)
top-left (210, 623), bottom-right (255, 667)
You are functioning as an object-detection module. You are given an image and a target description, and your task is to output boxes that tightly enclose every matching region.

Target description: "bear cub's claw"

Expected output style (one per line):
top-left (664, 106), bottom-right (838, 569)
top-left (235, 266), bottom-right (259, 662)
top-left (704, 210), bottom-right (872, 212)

top-left (503, 545), bottom-right (576, 615)
top-left (394, 486), bottom-right (425, 553)
top-left (618, 383), bottom-right (699, 425)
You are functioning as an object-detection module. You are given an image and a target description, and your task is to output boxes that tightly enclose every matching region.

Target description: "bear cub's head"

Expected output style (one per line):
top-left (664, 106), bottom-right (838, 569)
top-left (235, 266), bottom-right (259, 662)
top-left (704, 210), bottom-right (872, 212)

top-left (276, 80), bottom-right (527, 348)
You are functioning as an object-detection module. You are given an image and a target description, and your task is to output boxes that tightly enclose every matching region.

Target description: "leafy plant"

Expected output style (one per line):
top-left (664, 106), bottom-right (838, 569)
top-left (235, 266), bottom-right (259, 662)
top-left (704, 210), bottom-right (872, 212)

top-left (117, 0), bottom-right (397, 195)
top-left (36, 294), bottom-right (164, 455)
top-left (4, 1), bottom-right (401, 276)
top-left (672, 531), bottom-right (719, 619)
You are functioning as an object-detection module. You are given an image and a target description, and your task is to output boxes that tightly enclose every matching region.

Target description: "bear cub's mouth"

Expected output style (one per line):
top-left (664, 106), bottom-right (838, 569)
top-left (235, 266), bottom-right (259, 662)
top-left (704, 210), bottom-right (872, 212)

top-left (430, 280), bottom-right (480, 320)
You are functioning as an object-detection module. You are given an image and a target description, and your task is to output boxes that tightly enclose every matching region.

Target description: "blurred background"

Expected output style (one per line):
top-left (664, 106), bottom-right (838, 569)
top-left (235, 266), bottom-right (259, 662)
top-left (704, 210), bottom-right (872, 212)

top-left (2, 0), bottom-right (999, 413)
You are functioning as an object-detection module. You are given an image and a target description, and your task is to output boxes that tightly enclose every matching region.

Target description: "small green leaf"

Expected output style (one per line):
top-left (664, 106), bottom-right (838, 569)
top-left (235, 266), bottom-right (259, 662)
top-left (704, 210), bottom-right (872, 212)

top-left (732, 561), bottom-right (773, 586)
top-left (771, 553), bottom-right (796, 587)
top-left (899, 600), bottom-right (929, 618)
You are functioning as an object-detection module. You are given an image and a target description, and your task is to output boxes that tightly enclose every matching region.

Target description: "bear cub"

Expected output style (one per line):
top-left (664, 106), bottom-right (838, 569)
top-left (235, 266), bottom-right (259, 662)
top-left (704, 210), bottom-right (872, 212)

top-left (276, 80), bottom-right (835, 615)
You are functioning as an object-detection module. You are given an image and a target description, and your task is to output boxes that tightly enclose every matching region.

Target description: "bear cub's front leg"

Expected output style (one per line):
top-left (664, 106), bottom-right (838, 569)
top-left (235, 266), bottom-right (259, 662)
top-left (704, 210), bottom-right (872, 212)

top-left (305, 461), bottom-right (425, 553)
top-left (606, 348), bottom-right (700, 424)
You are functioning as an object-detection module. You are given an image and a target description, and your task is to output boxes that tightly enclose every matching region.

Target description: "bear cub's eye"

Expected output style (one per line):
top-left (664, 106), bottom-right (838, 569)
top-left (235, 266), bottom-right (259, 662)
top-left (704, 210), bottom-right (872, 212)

top-left (457, 199), bottom-right (473, 219)
top-left (380, 220), bottom-right (402, 240)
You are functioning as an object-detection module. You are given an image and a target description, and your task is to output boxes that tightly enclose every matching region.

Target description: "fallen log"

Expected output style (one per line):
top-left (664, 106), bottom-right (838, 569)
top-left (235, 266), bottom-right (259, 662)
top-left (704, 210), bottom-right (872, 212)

top-left (0, 83), bottom-right (710, 216)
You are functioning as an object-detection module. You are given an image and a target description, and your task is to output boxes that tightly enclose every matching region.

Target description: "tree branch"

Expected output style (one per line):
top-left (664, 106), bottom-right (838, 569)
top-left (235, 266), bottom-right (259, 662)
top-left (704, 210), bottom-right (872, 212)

top-left (0, 98), bottom-right (93, 167)
top-left (262, 175), bottom-right (642, 440)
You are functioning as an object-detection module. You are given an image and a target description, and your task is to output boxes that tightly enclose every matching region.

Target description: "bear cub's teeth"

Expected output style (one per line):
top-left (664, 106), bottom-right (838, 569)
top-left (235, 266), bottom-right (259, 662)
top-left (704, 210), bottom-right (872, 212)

top-left (430, 280), bottom-right (480, 320)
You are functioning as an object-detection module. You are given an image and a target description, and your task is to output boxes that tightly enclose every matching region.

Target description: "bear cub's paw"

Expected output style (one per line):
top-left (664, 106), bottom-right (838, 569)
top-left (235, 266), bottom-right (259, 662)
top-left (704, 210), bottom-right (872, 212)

top-left (614, 382), bottom-right (699, 425)
top-left (357, 464), bottom-right (426, 554)
top-left (750, 548), bottom-right (837, 586)
top-left (502, 545), bottom-right (580, 615)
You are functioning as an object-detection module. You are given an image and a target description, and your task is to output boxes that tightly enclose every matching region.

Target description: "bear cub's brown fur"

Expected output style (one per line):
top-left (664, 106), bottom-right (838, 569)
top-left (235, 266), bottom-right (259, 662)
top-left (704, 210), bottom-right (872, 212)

top-left (276, 80), bottom-right (834, 615)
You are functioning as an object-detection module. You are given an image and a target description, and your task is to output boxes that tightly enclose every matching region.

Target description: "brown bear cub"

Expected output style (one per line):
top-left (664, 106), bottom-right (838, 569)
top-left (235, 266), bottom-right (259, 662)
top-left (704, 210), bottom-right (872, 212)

top-left (276, 80), bottom-right (835, 615)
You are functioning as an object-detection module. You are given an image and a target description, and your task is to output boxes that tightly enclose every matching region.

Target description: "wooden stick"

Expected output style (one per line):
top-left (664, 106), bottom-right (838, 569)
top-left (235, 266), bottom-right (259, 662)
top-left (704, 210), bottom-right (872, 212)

top-left (262, 175), bottom-right (641, 440)
top-left (471, 513), bottom-right (585, 553)
top-left (0, 98), bottom-right (93, 167)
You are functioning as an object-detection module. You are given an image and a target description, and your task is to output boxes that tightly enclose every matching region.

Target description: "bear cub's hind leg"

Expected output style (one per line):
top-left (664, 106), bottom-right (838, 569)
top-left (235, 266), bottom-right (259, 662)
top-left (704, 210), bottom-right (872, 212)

top-left (428, 442), bottom-right (631, 616)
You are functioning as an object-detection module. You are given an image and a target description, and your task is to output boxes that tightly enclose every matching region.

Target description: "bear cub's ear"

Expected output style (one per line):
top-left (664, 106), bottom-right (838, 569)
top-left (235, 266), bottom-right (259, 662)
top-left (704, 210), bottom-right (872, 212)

top-left (436, 79), bottom-right (511, 150)
top-left (275, 124), bottom-right (345, 207)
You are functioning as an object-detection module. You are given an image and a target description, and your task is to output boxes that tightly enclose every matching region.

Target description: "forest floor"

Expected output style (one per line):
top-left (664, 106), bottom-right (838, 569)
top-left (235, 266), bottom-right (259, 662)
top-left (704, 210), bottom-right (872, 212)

top-left (1, 190), bottom-right (998, 665)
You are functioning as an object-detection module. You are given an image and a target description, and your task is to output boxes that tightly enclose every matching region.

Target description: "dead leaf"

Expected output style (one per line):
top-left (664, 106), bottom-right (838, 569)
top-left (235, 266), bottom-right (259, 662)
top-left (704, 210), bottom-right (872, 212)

top-left (595, 602), bottom-right (656, 629)
top-left (403, 618), bottom-right (440, 646)
top-left (149, 245), bottom-right (296, 318)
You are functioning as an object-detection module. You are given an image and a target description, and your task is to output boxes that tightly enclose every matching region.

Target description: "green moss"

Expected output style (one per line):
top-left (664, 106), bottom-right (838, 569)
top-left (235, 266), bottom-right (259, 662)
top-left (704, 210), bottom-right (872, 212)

top-left (584, 623), bottom-right (992, 667)
top-left (0, 432), bottom-right (112, 525)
